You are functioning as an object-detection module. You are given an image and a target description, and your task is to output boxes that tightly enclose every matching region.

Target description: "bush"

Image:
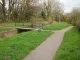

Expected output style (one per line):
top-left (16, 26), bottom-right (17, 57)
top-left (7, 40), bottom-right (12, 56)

top-left (41, 11), bottom-right (46, 19)
top-left (76, 20), bottom-right (80, 31)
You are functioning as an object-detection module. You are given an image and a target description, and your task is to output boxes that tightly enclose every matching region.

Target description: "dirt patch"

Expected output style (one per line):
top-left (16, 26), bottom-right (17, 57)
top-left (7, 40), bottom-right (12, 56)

top-left (0, 30), bottom-right (17, 38)
top-left (3, 57), bottom-right (11, 60)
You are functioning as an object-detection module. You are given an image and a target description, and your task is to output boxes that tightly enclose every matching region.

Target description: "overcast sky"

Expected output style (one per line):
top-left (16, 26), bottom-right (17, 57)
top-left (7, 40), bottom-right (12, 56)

top-left (60, 0), bottom-right (80, 13)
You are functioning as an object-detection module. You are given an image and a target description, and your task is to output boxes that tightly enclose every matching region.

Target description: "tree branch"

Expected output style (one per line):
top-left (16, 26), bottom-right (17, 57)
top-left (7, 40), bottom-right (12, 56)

top-left (0, 2), bottom-right (3, 6)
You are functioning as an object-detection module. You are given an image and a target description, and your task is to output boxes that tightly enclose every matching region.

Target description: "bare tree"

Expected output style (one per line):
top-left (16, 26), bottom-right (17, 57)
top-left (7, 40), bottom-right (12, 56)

top-left (0, 0), bottom-right (6, 22)
top-left (42, 0), bottom-right (64, 23)
top-left (0, 0), bottom-right (64, 23)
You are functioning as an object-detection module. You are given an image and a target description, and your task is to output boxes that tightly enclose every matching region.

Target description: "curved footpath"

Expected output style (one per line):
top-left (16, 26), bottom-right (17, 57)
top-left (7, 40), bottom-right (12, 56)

top-left (24, 26), bottom-right (73, 60)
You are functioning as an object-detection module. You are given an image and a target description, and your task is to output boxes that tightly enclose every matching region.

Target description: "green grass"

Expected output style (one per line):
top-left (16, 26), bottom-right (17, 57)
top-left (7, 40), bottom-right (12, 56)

top-left (43, 22), bottom-right (70, 30)
top-left (0, 31), bottom-right (52, 60)
top-left (0, 28), bottom-right (13, 32)
top-left (0, 23), bottom-right (31, 32)
top-left (2, 23), bottom-right (31, 27)
top-left (55, 27), bottom-right (80, 60)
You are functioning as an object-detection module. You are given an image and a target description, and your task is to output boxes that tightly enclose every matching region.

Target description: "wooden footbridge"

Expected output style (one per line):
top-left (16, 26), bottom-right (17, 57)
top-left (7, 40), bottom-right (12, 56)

top-left (17, 28), bottom-right (34, 33)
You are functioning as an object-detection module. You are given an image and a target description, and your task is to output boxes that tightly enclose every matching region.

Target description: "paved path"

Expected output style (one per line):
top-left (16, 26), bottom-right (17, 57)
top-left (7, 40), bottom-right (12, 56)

top-left (24, 26), bottom-right (73, 60)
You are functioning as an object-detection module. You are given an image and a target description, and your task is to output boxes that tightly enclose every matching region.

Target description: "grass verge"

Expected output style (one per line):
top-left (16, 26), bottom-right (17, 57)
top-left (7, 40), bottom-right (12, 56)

top-left (0, 28), bottom-right (13, 32)
top-left (43, 22), bottom-right (70, 30)
top-left (0, 31), bottom-right (52, 60)
top-left (54, 27), bottom-right (80, 60)
top-left (1, 23), bottom-right (31, 27)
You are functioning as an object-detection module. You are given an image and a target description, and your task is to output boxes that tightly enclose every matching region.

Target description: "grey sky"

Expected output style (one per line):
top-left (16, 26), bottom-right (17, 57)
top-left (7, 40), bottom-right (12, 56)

top-left (60, 0), bottom-right (80, 13)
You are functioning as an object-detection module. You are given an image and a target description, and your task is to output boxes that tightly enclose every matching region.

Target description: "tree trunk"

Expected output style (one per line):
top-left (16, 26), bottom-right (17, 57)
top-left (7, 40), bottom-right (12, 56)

top-left (2, 0), bottom-right (6, 22)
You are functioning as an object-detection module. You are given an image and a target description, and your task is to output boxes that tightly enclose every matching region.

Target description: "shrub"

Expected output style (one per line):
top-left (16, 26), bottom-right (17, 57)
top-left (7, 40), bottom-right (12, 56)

top-left (41, 11), bottom-right (46, 19)
top-left (76, 20), bottom-right (80, 31)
